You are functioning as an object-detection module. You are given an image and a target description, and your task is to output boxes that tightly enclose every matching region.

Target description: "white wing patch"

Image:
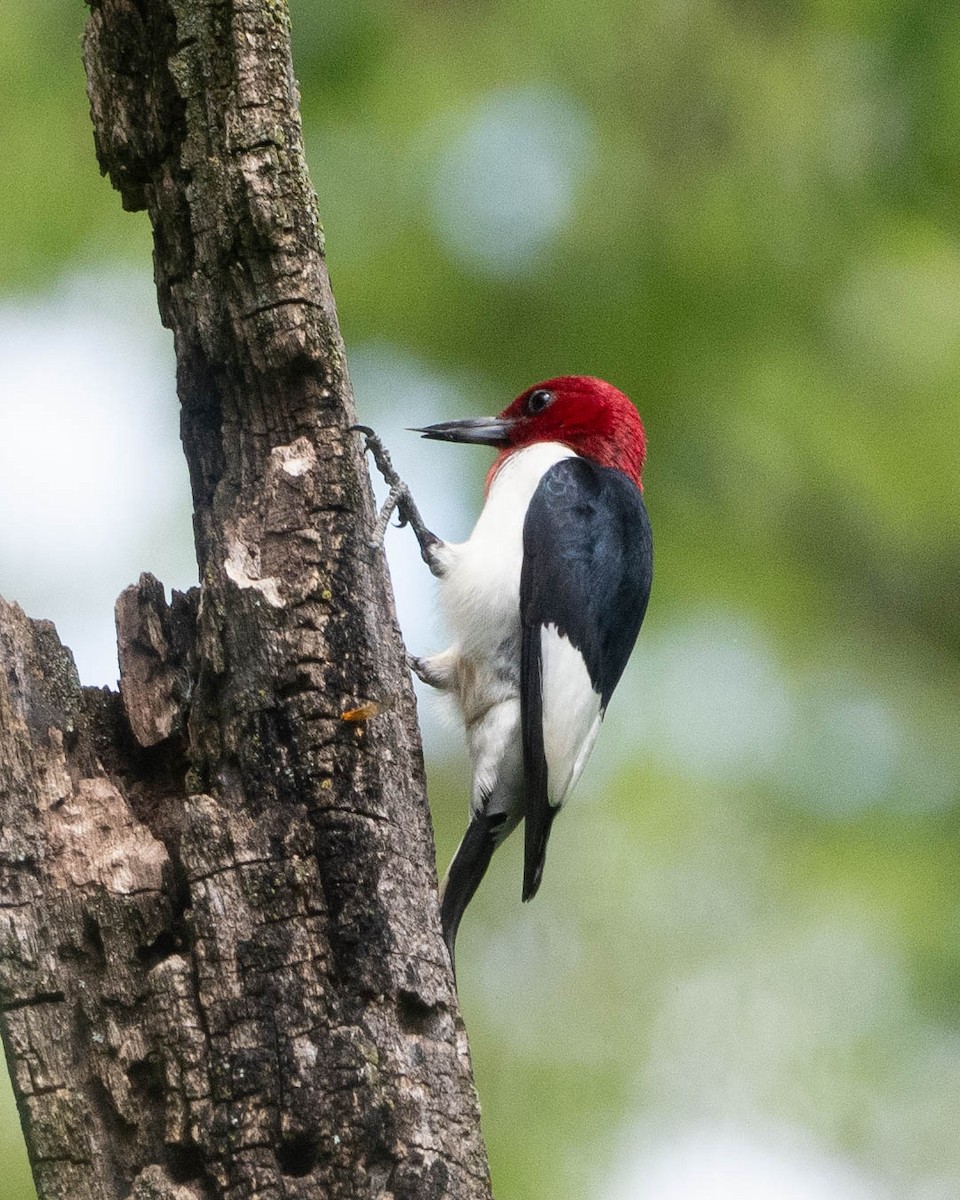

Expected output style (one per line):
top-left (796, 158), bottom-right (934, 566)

top-left (540, 624), bottom-right (603, 807)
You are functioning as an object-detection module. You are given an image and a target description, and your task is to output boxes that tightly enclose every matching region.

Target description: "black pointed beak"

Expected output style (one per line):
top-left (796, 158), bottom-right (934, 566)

top-left (411, 417), bottom-right (514, 447)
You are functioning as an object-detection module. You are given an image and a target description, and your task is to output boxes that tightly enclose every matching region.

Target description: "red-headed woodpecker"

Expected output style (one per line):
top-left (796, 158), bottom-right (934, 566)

top-left (357, 376), bottom-right (652, 970)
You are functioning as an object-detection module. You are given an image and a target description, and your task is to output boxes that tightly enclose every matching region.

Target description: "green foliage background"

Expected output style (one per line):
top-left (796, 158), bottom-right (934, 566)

top-left (2, 1), bottom-right (959, 1197)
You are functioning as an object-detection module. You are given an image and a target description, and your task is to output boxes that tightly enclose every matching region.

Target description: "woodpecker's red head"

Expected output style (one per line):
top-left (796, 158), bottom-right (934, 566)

top-left (416, 376), bottom-right (647, 490)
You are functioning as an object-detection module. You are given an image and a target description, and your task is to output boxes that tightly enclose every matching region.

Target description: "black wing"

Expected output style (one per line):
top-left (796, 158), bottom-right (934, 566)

top-left (519, 457), bottom-right (653, 901)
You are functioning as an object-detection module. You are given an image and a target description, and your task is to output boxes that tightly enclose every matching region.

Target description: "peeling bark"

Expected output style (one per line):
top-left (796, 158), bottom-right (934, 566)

top-left (0, 0), bottom-right (491, 1197)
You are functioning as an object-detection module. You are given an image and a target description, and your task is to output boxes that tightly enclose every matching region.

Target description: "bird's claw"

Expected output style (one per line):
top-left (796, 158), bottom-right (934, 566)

top-left (353, 424), bottom-right (444, 565)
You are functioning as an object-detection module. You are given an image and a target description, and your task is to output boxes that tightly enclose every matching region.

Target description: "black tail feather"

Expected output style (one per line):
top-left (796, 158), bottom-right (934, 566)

top-left (439, 813), bottom-right (498, 977)
top-left (521, 801), bottom-right (558, 902)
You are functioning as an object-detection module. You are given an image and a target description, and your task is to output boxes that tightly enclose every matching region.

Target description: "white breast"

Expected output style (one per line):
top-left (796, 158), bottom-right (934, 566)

top-left (438, 441), bottom-right (576, 660)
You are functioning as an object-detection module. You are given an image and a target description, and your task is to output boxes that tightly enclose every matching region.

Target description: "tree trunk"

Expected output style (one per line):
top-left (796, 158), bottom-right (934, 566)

top-left (0, 1), bottom-right (491, 1197)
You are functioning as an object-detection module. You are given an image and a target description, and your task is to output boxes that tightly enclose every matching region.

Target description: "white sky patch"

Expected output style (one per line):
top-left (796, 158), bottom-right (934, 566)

top-left (775, 674), bottom-right (905, 818)
top-left (428, 84), bottom-right (596, 276)
top-left (0, 271), bottom-right (196, 685)
top-left (598, 609), bottom-right (936, 819)
top-left (642, 916), bottom-right (906, 1121)
top-left (605, 1124), bottom-right (885, 1200)
top-left (603, 612), bottom-right (794, 784)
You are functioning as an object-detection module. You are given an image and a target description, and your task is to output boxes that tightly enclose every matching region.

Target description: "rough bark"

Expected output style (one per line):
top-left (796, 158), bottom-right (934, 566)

top-left (0, 1), bottom-right (492, 1198)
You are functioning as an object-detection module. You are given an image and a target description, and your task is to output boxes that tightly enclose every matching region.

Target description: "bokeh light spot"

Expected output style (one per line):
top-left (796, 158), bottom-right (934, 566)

top-left (429, 85), bottom-right (596, 276)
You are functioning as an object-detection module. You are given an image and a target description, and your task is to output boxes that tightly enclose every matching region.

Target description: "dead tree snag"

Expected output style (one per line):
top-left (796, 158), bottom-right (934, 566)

top-left (0, 1), bottom-right (492, 1197)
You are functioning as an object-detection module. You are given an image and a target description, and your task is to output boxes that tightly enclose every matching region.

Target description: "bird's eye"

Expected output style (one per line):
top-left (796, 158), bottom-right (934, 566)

top-left (526, 388), bottom-right (555, 416)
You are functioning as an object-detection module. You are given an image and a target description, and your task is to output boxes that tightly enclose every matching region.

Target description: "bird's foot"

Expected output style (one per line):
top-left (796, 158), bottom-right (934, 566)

top-left (406, 651), bottom-right (455, 690)
top-left (406, 652), bottom-right (428, 682)
top-left (352, 425), bottom-right (446, 575)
